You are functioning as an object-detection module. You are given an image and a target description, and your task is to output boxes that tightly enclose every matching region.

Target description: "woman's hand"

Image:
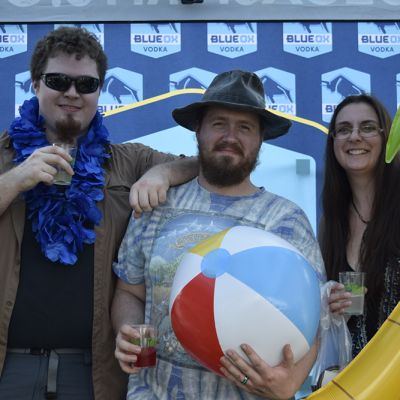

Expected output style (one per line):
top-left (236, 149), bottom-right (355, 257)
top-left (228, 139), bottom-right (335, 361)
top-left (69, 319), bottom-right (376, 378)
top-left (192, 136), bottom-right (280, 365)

top-left (328, 282), bottom-right (352, 315)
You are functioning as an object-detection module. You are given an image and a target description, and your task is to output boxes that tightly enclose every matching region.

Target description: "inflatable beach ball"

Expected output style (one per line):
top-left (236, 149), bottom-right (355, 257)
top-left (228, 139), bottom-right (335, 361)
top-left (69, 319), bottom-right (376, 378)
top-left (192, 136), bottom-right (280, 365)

top-left (169, 225), bottom-right (321, 375)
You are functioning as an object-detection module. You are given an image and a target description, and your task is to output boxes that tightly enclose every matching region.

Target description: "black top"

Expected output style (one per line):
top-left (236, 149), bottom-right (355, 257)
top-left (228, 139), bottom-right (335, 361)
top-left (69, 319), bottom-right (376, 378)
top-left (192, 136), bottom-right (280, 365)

top-left (8, 211), bottom-right (94, 349)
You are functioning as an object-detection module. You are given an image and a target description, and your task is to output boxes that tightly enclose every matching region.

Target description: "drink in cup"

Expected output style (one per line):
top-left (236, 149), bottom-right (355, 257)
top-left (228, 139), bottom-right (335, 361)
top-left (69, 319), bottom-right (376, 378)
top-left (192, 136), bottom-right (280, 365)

top-left (130, 324), bottom-right (157, 368)
top-left (52, 143), bottom-right (77, 185)
top-left (339, 271), bottom-right (366, 316)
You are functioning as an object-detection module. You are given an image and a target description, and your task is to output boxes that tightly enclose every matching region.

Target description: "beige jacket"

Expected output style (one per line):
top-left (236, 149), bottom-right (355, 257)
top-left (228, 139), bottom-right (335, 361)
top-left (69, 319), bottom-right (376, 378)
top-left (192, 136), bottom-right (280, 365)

top-left (0, 131), bottom-right (174, 400)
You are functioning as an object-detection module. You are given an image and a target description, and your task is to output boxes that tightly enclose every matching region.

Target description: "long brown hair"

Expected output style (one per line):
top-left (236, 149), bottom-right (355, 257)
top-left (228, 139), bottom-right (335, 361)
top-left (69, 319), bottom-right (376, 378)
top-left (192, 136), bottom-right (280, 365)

top-left (321, 94), bottom-right (400, 299)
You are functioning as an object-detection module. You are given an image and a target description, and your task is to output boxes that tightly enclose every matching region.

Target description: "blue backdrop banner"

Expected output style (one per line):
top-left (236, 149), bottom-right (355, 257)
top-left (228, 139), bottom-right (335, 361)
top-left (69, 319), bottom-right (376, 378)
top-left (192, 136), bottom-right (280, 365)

top-left (1, 21), bottom-right (400, 233)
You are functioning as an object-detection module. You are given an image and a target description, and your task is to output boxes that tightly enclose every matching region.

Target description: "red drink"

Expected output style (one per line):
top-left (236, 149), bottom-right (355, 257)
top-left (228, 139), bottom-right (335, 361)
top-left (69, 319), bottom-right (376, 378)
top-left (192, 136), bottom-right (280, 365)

top-left (130, 324), bottom-right (157, 368)
top-left (134, 346), bottom-right (157, 368)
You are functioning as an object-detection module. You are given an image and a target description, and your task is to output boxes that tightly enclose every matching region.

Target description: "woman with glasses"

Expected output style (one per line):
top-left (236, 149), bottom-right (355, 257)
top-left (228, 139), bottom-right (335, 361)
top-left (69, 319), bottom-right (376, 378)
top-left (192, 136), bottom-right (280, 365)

top-left (319, 94), bottom-right (400, 357)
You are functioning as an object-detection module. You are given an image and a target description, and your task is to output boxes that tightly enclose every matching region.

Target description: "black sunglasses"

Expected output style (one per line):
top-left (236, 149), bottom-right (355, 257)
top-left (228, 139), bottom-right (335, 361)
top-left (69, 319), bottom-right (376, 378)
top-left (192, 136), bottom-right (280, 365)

top-left (40, 73), bottom-right (100, 94)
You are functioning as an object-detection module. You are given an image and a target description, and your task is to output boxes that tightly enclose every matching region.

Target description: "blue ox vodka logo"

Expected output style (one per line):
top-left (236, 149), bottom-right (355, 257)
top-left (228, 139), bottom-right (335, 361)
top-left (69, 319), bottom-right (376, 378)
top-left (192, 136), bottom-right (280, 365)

top-left (397, 73), bottom-right (400, 110)
top-left (256, 67), bottom-right (296, 115)
top-left (283, 22), bottom-right (332, 59)
top-left (0, 24), bottom-right (27, 59)
top-left (207, 22), bottom-right (257, 58)
top-left (98, 67), bottom-right (143, 114)
top-left (131, 23), bottom-right (181, 59)
top-left (169, 68), bottom-right (216, 92)
top-left (54, 23), bottom-right (104, 46)
top-left (321, 68), bottom-right (370, 123)
top-left (358, 22), bottom-right (400, 59)
top-left (15, 70), bottom-right (34, 116)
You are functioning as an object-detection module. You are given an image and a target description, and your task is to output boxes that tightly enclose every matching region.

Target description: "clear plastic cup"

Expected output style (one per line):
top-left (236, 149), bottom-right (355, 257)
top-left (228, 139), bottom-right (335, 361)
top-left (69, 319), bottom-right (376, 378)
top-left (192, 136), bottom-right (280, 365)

top-left (130, 324), bottom-right (157, 368)
top-left (339, 271), bottom-right (366, 316)
top-left (52, 143), bottom-right (77, 185)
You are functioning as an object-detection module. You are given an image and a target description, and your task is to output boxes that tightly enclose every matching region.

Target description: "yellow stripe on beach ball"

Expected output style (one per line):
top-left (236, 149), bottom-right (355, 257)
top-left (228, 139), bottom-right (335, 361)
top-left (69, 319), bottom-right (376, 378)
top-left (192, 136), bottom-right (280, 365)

top-left (190, 229), bottom-right (230, 257)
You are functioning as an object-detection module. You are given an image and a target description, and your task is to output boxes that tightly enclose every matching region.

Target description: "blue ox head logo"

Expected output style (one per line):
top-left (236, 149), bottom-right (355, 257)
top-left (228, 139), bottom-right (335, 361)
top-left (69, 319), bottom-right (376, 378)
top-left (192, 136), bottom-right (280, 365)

top-left (259, 75), bottom-right (293, 104)
top-left (322, 76), bottom-right (364, 98)
top-left (224, 22), bottom-right (255, 34)
top-left (300, 22), bottom-right (329, 33)
top-left (373, 22), bottom-right (400, 34)
top-left (72, 23), bottom-right (102, 33)
top-left (0, 24), bottom-right (25, 33)
top-left (15, 77), bottom-right (34, 96)
top-left (149, 23), bottom-right (178, 34)
top-left (101, 75), bottom-right (139, 104)
top-left (170, 75), bottom-right (208, 90)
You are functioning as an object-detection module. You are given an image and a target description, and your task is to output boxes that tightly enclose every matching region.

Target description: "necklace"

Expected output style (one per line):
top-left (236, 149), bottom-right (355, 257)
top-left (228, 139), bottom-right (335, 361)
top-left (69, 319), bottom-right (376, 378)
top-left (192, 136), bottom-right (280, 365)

top-left (9, 97), bottom-right (110, 265)
top-left (351, 199), bottom-right (369, 224)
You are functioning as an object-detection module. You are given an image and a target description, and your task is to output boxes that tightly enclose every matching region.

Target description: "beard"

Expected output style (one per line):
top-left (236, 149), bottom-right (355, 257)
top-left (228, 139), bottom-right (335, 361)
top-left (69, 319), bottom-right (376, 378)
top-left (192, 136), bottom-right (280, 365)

top-left (198, 139), bottom-right (260, 187)
top-left (54, 114), bottom-right (82, 144)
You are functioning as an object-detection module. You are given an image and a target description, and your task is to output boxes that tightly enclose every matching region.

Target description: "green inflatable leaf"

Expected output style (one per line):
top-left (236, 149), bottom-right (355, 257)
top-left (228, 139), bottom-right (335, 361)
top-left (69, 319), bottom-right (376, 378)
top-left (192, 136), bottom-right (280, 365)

top-left (386, 106), bottom-right (400, 163)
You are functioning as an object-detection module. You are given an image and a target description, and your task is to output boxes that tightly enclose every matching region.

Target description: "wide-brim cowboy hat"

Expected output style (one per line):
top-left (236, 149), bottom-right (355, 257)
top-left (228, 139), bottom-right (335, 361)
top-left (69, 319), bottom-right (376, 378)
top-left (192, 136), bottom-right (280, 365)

top-left (172, 70), bottom-right (292, 140)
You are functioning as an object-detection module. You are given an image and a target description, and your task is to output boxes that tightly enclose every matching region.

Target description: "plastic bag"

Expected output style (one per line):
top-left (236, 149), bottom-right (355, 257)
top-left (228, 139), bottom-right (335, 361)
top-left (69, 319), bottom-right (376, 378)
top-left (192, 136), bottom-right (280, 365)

top-left (309, 280), bottom-right (353, 386)
top-left (295, 281), bottom-right (353, 398)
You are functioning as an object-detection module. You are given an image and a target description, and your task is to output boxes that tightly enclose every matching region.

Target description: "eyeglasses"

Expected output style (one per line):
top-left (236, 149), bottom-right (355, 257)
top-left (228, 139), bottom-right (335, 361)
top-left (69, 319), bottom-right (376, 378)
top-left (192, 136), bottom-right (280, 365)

top-left (40, 73), bottom-right (100, 94)
top-left (332, 123), bottom-right (383, 140)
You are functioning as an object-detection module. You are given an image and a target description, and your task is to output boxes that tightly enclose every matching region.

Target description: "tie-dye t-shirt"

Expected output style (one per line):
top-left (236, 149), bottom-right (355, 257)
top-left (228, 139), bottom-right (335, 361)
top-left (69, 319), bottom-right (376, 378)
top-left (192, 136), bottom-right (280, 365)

top-left (113, 178), bottom-right (325, 400)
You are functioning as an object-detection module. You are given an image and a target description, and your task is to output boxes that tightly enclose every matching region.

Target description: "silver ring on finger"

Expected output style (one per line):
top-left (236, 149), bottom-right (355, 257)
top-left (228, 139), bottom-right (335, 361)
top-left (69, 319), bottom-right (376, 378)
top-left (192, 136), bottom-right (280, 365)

top-left (240, 375), bottom-right (249, 385)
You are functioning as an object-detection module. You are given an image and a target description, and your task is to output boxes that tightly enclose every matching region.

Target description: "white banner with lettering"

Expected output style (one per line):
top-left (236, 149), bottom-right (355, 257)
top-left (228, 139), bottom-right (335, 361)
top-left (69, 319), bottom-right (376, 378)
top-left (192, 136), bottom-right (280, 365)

top-left (1, 0), bottom-right (400, 22)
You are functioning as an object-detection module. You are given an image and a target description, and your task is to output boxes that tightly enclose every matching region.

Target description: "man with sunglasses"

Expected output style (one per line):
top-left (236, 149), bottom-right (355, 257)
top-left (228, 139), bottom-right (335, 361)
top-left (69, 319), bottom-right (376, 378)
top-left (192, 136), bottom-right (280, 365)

top-left (0, 27), bottom-right (197, 400)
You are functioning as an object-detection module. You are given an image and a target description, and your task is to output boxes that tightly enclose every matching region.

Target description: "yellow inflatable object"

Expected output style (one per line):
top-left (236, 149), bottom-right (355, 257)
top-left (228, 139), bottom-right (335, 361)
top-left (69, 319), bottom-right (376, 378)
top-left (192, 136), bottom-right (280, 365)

top-left (307, 302), bottom-right (400, 400)
top-left (386, 106), bottom-right (400, 163)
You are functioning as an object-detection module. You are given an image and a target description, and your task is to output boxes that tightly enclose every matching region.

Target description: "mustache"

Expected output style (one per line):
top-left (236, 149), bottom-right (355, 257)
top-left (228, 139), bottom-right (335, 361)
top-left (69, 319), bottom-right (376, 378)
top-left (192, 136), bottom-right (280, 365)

top-left (213, 142), bottom-right (244, 156)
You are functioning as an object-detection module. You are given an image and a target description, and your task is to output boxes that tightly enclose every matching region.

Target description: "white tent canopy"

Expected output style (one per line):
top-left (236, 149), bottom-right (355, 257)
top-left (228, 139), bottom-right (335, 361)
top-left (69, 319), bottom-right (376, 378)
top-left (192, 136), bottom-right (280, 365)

top-left (1, 0), bottom-right (400, 23)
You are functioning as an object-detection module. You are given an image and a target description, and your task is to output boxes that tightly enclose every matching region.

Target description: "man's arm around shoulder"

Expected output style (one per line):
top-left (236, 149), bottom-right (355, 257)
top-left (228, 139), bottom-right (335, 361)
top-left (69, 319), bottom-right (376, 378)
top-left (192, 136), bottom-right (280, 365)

top-left (130, 155), bottom-right (198, 217)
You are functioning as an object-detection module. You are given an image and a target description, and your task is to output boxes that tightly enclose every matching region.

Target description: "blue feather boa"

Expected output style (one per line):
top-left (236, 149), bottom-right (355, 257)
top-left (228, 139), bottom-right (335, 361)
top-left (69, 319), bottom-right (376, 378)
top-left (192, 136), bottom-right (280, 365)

top-left (9, 97), bottom-right (110, 265)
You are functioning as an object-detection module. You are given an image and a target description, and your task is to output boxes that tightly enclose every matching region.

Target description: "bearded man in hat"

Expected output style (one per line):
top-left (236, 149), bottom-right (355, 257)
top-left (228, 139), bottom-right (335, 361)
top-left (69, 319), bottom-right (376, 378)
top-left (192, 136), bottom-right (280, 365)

top-left (112, 70), bottom-right (326, 399)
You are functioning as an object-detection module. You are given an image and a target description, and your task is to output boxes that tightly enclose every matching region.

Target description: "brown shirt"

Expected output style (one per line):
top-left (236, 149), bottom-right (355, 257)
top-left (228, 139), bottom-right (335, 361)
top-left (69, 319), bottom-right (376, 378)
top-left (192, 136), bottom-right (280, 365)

top-left (0, 131), bottom-right (175, 400)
